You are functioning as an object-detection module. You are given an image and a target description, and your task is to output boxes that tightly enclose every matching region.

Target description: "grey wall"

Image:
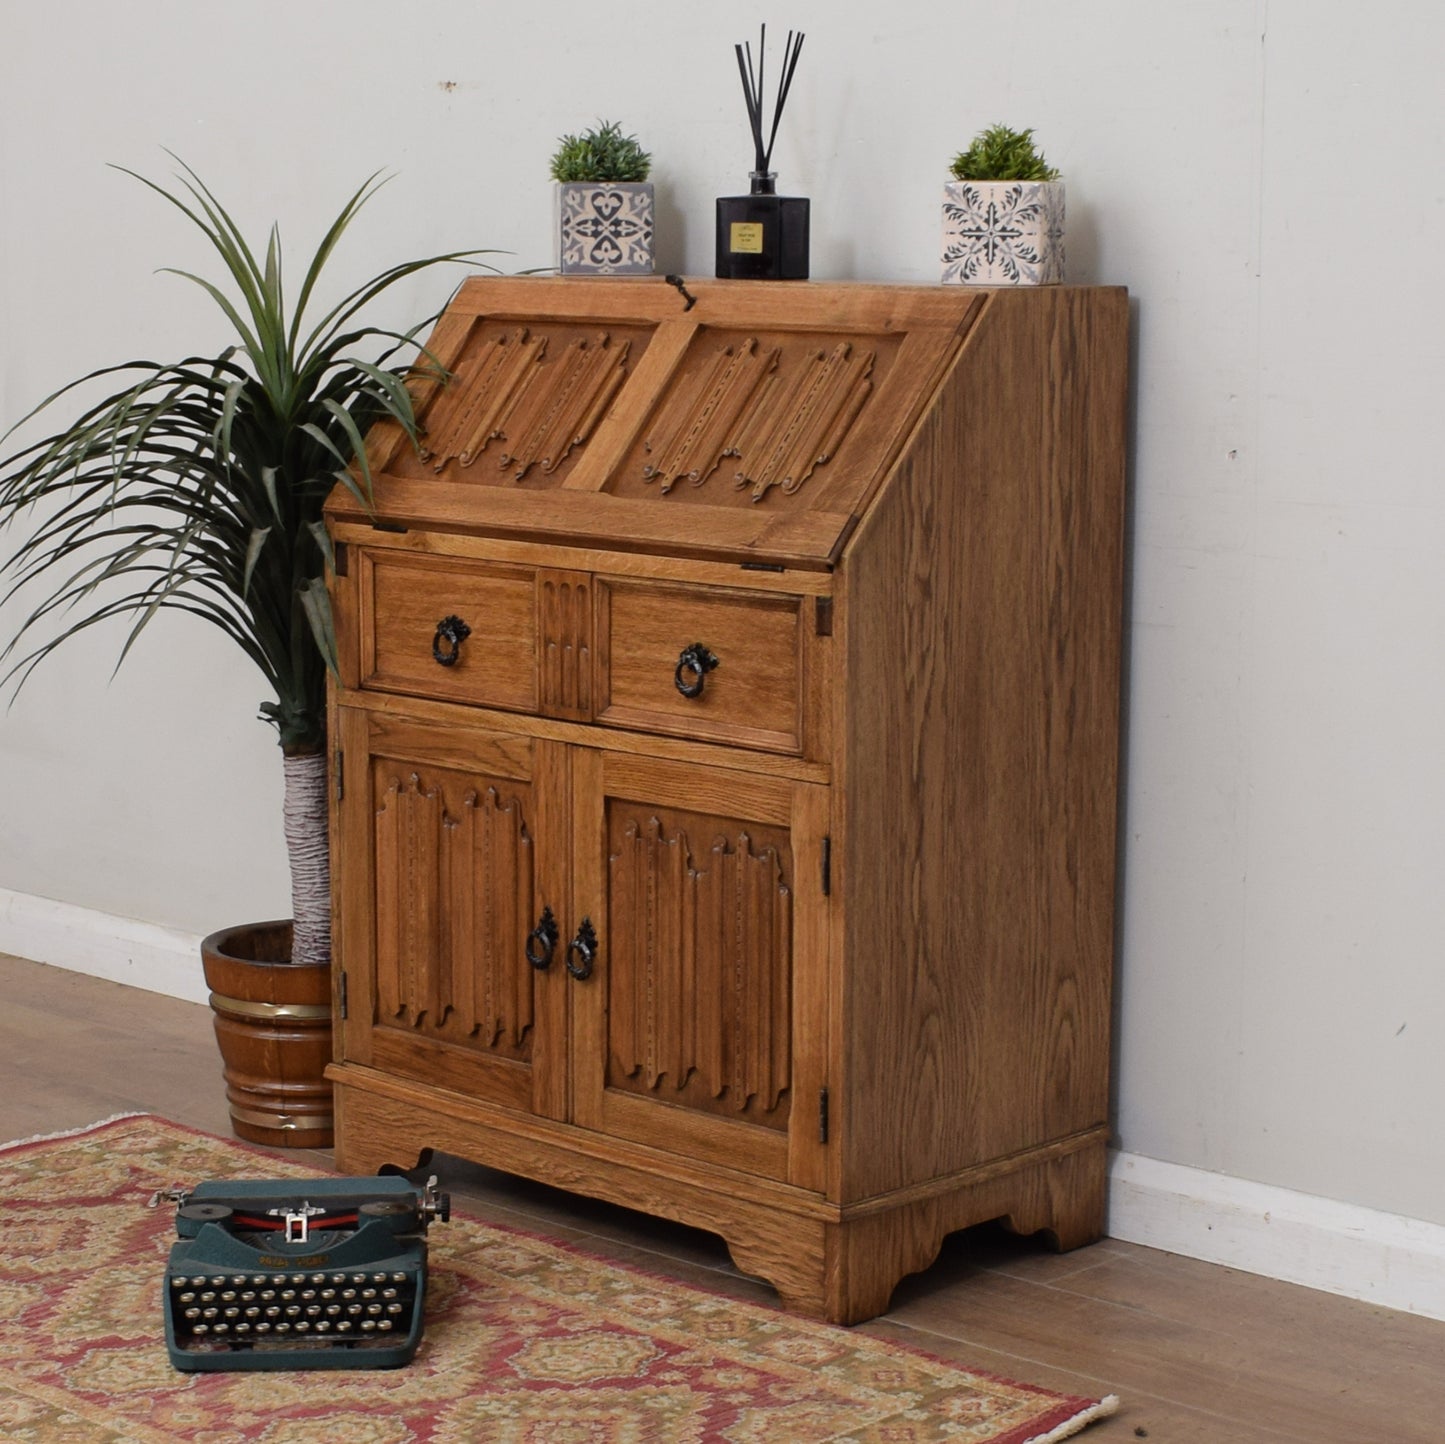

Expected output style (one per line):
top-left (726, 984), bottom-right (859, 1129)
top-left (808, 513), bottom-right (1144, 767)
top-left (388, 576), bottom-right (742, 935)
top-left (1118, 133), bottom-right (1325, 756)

top-left (3, 1), bottom-right (1442, 1225)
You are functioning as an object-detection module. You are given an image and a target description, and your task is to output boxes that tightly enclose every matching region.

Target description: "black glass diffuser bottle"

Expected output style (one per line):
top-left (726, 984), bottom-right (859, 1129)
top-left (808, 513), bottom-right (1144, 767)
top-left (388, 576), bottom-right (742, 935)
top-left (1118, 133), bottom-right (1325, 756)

top-left (716, 26), bottom-right (810, 280)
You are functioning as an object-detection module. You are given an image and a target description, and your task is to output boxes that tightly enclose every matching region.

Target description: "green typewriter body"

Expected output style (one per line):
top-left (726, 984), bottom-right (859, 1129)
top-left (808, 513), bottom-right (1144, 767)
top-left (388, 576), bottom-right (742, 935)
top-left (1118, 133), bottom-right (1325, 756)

top-left (161, 1175), bottom-right (447, 1371)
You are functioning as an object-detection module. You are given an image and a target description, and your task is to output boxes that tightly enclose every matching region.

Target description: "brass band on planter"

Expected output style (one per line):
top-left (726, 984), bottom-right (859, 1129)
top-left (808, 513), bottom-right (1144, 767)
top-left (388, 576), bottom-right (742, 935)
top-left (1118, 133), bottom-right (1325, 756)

top-left (207, 991), bottom-right (332, 1022)
top-left (227, 1103), bottom-right (336, 1133)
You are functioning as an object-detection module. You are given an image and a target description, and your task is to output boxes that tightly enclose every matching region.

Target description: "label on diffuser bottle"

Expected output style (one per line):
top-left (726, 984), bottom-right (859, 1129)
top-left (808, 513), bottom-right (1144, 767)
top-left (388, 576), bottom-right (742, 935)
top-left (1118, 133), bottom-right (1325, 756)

top-left (729, 222), bottom-right (766, 254)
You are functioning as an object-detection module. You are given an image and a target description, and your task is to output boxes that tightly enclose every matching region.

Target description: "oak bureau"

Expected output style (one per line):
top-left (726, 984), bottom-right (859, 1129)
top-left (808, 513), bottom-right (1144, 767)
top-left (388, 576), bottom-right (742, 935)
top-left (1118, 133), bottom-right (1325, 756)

top-left (324, 275), bottom-right (1129, 1323)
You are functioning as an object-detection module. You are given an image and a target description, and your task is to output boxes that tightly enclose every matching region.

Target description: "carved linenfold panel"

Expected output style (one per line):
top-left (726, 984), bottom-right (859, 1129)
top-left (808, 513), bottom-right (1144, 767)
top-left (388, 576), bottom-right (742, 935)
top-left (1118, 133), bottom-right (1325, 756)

top-left (641, 338), bottom-right (875, 504)
top-left (607, 810), bottom-right (793, 1128)
top-left (538, 571), bottom-right (592, 720)
top-left (417, 328), bottom-right (631, 482)
top-left (373, 766), bottom-right (535, 1060)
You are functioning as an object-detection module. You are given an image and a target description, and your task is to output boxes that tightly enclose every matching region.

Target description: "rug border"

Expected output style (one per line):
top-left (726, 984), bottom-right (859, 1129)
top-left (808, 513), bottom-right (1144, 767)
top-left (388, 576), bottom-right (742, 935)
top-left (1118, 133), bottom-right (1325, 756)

top-left (3, 1113), bottom-right (1122, 1435)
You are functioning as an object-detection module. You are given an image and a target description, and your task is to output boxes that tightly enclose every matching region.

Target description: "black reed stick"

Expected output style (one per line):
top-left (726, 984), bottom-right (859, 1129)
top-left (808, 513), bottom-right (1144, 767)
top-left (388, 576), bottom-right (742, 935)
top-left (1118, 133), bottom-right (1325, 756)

top-left (734, 24), bottom-right (805, 175)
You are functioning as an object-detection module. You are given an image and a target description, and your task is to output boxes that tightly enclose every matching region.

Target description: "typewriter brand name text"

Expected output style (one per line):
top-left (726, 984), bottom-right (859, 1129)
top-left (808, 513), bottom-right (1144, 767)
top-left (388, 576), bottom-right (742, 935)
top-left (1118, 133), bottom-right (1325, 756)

top-left (258, 1253), bottom-right (331, 1268)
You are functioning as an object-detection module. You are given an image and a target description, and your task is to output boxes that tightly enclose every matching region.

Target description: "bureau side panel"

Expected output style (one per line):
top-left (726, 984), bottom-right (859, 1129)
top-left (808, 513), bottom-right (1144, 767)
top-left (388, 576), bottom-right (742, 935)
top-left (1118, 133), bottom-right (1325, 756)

top-left (838, 286), bottom-right (1129, 1202)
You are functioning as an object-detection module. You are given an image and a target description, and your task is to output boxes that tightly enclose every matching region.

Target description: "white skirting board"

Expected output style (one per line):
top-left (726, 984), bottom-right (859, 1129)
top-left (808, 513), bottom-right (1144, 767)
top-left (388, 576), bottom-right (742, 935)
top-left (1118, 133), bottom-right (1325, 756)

top-left (0, 887), bottom-right (208, 1007)
top-left (5, 886), bottom-right (1445, 1321)
top-left (1109, 1151), bottom-right (1445, 1322)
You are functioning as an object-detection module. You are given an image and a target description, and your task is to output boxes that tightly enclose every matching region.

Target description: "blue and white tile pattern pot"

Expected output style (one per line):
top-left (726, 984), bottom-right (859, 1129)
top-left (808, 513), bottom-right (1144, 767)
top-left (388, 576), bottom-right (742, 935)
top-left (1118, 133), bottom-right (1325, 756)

top-left (941, 180), bottom-right (1065, 285)
top-left (557, 181), bottom-right (655, 276)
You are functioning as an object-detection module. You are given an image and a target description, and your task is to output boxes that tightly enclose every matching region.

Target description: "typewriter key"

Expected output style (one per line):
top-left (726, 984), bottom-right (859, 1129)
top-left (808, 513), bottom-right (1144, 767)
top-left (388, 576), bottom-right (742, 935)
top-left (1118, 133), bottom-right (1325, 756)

top-left (213, 1323), bottom-right (229, 1335)
top-left (275, 1322), bottom-right (291, 1334)
top-left (391, 1272), bottom-right (408, 1284)
top-left (193, 1324), bottom-right (209, 1335)
top-left (316, 1320), bottom-right (331, 1333)
top-left (255, 1322), bottom-right (272, 1334)
top-left (379, 1320), bottom-right (394, 1331)
top-left (184, 1308), bottom-right (200, 1320)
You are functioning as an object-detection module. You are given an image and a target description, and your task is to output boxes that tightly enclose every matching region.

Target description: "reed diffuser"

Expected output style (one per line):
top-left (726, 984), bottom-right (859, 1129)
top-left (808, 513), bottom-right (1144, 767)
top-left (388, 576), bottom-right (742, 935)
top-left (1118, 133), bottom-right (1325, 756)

top-left (715, 25), bottom-right (809, 280)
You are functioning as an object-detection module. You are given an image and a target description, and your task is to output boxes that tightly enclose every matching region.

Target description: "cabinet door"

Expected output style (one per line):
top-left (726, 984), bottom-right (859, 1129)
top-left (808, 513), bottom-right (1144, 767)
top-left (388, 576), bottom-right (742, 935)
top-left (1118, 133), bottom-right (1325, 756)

top-left (569, 750), bottom-right (830, 1190)
top-left (334, 706), bottom-right (569, 1119)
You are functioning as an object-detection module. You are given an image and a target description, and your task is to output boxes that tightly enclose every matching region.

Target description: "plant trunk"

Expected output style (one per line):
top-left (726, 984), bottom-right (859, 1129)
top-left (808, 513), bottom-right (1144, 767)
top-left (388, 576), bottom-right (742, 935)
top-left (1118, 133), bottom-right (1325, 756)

top-left (283, 748), bottom-right (330, 967)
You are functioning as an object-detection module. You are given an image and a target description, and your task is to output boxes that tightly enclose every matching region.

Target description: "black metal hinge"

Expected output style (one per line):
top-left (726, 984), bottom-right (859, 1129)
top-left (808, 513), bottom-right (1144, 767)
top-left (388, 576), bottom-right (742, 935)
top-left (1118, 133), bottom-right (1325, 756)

top-left (821, 835), bottom-right (832, 897)
top-left (334, 750), bottom-right (344, 803)
top-left (819, 1087), bottom-right (830, 1145)
top-left (333, 541), bottom-right (349, 578)
top-left (814, 595), bottom-right (834, 636)
top-left (338, 971), bottom-right (348, 1021)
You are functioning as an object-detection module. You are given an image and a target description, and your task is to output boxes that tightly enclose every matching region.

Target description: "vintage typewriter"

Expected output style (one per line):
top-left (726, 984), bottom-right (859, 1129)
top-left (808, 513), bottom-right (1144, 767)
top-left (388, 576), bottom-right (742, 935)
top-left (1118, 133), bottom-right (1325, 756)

top-left (156, 1174), bottom-right (449, 1371)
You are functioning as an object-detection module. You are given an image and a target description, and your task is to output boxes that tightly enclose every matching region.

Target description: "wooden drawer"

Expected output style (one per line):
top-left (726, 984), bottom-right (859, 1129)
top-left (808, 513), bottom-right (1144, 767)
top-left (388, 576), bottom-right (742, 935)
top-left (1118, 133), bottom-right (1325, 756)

top-left (359, 551), bottom-right (538, 712)
top-left (594, 577), bottom-right (805, 754)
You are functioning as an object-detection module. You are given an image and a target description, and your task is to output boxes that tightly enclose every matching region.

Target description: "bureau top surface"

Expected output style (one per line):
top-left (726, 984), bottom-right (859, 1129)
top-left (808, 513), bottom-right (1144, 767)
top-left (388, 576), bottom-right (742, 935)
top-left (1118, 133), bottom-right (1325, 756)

top-left (327, 275), bottom-right (1085, 568)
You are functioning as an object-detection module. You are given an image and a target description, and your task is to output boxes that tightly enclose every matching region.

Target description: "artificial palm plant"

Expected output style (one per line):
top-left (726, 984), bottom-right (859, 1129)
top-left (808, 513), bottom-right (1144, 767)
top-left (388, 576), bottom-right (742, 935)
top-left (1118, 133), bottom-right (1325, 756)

top-left (0, 159), bottom-right (486, 967)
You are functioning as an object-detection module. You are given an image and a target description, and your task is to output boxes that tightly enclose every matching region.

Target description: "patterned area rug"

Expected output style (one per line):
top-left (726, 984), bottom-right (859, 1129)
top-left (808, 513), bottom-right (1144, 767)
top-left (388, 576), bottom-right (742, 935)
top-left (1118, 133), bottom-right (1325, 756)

top-left (0, 1115), bottom-right (1118, 1443)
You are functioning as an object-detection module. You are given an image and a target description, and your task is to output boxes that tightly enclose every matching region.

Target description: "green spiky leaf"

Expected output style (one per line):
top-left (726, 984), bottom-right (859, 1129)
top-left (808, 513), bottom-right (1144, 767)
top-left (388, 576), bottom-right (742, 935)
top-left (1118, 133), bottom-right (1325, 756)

top-left (949, 125), bottom-right (1060, 183)
top-left (0, 159), bottom-right (501, 756)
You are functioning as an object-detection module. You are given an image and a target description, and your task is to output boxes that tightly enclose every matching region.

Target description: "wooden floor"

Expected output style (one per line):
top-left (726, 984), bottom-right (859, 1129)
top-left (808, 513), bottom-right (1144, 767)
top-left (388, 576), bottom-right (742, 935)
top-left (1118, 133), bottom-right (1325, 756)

top-left (3, 953), bottom-right (1441, 1441)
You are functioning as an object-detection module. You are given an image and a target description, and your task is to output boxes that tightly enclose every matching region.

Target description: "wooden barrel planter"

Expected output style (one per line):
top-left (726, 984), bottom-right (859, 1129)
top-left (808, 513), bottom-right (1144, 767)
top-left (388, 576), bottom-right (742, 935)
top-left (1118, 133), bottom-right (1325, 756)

top-left (200, 920), bottom-right (334, 1149)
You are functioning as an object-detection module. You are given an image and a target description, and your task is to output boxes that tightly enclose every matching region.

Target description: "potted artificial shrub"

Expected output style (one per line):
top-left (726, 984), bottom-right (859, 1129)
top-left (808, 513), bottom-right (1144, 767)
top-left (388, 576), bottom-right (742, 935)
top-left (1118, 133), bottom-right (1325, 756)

top-left (941, 124), bottom-right (1064, 285)
top-left (550, 119), bottom-right (655, 275)
top-left (0, 160), bottom-right (486, 1146)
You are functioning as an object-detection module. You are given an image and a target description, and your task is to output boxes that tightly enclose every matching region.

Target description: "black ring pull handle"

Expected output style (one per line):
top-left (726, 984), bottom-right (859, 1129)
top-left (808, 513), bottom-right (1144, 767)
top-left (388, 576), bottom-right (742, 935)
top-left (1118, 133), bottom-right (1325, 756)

top-left (525, 906), bottom-right (559, 971)
top-left (674, 642), bottom-right (720, 698)
top-left (566, 917), bottom-right (598, 980)
top-left (432, 615), bottom-right (471, 667)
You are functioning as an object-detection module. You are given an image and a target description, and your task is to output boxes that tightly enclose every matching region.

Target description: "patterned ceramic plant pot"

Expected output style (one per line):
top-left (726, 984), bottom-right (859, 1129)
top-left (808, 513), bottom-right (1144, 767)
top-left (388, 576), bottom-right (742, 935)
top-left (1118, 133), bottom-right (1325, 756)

top-left (557, 181), bottom-right (655, 275)
top-left (941, 179), bottom-right (1065, 285)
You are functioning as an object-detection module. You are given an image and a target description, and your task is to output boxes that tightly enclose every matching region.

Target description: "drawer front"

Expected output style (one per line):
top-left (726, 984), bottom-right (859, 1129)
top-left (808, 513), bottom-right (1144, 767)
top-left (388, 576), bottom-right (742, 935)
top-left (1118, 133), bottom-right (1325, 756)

top-left (360, 552), bottom-right (538, 712)
top-left (595, 578), bottom-right (804, 753)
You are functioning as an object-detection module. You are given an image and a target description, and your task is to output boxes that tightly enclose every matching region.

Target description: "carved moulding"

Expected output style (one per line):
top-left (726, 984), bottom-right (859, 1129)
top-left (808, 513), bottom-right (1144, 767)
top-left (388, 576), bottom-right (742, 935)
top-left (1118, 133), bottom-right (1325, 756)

top-left (642, 337), bottom-right (875, 502)
top-left (373, 770), bottom-right (536, 1055)
top-left (608, 814), bottom-right (793, 1122)
top-left (419, 328), bottom-right (631, 481)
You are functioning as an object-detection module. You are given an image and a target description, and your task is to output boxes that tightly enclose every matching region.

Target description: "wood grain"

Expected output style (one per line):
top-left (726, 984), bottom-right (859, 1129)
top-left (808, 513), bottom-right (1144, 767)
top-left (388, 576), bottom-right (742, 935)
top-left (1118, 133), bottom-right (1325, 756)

top-left (838, 286), bottom-right (1128, 1202)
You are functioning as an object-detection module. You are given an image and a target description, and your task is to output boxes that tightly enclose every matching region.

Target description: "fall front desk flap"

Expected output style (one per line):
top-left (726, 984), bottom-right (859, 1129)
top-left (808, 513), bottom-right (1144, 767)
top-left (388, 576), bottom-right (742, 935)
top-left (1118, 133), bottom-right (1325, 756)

top-left (327, 276), bottom-right (985, 570)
